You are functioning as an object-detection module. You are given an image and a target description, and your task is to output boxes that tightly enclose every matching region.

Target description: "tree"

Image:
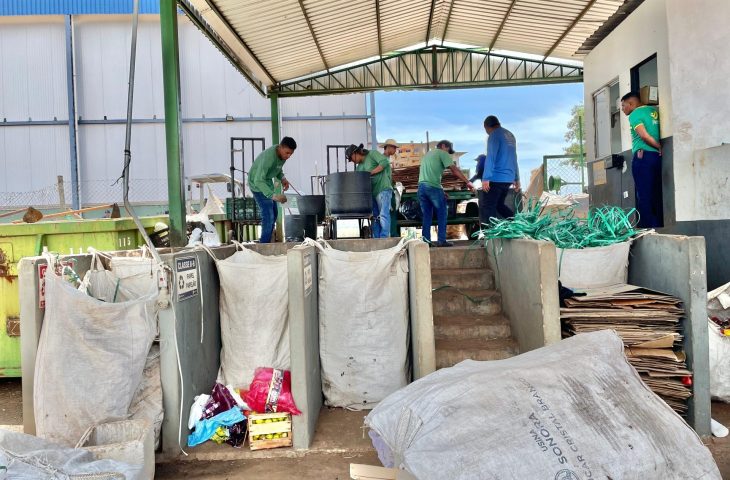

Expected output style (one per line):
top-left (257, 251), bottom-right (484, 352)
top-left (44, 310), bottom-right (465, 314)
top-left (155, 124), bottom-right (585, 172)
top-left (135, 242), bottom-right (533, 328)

top-left (563, 104), bottom-right (585, 168)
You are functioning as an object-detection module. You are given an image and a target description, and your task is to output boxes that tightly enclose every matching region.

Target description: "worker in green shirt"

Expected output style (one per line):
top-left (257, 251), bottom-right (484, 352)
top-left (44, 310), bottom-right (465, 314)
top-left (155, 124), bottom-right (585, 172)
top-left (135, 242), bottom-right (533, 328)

top-left (346, 143), bottom-right (394, 238)
top-left (247, 137), bottom-right (297, 243)
top-left (418, 140), bottom-right (474, 247)
top-left (621, 92), bottom-right (662, 228)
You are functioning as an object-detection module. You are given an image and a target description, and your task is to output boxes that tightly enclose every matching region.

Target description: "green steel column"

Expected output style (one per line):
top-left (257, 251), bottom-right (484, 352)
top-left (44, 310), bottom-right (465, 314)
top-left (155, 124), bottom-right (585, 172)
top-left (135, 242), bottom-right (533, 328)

top-left (271, 92), bottom-right (284, 242)
top-left (160, 0), bottom-right (187, 247)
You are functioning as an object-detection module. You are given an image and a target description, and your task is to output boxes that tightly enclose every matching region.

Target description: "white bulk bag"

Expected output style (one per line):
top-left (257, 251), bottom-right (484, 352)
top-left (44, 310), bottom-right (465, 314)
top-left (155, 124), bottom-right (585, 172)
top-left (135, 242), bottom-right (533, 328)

top-left (110, 255), bottom-right (164, 447)
top-left (215, 245), bottom-right (290, 389)
top-left (316, 240), bottom-right (410, 409)
top-left (557, 240), bottom-right (631, 289)
top-left (365, 330), bottom-right (720, 480)
top-left (708, 281), bottom-right (730, 402)
top-left (34, 265), bottom-right (157, 447)
top-left (0, 429), bottom-right (143, 480)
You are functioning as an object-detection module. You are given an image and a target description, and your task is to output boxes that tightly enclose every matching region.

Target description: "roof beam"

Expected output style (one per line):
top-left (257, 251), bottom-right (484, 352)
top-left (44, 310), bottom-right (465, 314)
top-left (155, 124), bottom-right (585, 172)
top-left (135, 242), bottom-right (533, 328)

top-left (489, 0), bottom-right (518, 52)
top-left (375, 0), bottom-right (383, 58)
top-left (186, 0), bottom-right (276, 85)
top-left (543, 0), bottom-right (599, 59)
top-left (425, 0), bottom-right (437, 45)
top-left (297, 0), bottom-right (330, 71)
top-left (440, 0), bottom-right (456, 46)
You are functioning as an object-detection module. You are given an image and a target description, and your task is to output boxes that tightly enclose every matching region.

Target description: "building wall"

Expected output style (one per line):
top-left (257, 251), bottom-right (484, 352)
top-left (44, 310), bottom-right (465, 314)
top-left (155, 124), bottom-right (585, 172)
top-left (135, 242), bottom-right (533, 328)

top-left (583, 0), bottom-right (730, 288)
top-left (582, 0), bottom-right (675, 222)
top-left (665, 0), bottom-right (730, 222)
top-left (0, 14), bottom-right (371, 207)
top-left (583, 0), bottom-right (672, 159)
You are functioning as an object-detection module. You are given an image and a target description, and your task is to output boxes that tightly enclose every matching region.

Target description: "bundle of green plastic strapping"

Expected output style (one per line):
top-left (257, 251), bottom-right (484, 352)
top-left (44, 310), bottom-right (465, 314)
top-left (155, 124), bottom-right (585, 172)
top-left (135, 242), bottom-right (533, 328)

top-left (478, 198), bottom-right (640, 249)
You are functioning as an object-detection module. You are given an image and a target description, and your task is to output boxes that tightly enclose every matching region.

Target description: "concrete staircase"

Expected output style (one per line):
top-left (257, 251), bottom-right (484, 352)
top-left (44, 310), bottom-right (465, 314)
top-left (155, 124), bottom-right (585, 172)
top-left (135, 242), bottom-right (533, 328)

top-left (430, 245), bottom-right (519, 369)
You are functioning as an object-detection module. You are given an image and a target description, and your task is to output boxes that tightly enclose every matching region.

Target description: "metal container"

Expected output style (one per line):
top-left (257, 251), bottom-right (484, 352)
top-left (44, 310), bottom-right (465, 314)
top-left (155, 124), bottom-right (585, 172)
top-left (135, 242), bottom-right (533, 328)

top-left (0, 216), bottom-right (169, 377)
top-left (284, 214), bottom-right (317, 242)
top-left (325, 171), bottom-right (372, 216)
top-left (285, 194), bottom-right (326, 222)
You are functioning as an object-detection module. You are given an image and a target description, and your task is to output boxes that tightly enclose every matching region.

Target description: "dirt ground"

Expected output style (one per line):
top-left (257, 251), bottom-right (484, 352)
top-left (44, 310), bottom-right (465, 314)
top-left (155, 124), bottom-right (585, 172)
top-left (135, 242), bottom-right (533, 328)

top-left (4, 377), bottom-right (730, 478)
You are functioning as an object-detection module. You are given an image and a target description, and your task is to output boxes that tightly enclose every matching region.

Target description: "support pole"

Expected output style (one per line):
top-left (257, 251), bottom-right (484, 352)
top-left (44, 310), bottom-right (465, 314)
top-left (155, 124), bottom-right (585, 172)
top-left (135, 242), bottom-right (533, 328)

top-left (271, 92), bottom-right (284, 242)
top-left (64, 15), bottom-right (80, 210)
top-left (578, 114), bottom-right (585, 191)
top-left (369, 91), bottom-right (377, 150)
top-left (160, 0), bottom-right (187, 247)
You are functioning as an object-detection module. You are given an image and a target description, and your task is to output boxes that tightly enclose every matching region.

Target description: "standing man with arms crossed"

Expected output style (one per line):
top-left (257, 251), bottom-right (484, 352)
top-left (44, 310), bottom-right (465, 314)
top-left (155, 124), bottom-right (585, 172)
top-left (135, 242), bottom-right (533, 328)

top-left (480, 115), bottom-right (520, 226)
top-left (345, 142), bottom-right (394, 238)
top-left (247, 136), bottom-right (297, 243)
top-left (621, 92), bottom-right (663, 228)
top-left (418, 140), bottom-right (474, 247)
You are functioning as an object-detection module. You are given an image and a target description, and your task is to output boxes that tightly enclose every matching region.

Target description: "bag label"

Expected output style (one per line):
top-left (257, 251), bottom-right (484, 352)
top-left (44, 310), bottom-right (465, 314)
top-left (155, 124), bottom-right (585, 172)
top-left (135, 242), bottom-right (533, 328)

top-left (176, 255), bottom-right (199, 301)
top-left (38, 260), bottom-right (76, 309)
top-left (303, 254), bottom-right (313, 297)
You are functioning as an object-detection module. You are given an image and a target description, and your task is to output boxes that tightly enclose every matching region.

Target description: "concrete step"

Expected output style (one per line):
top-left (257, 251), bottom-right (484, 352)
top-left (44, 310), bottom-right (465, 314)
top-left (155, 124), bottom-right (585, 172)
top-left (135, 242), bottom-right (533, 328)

top-left (431, 268), bottom-right (494, 290)
top-left (433, 314), bottom-right (511, 340)
top-left (432, 288), bottom-right (501, 317)
top-left (429, 246), bottom-right (488, 270)
top-left (435, 337), bottom-right (519, 369)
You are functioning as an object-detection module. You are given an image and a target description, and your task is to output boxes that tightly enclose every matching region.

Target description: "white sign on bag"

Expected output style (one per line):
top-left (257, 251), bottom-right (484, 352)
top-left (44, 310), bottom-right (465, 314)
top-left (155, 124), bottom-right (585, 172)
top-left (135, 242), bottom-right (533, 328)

top-left (176, 256), bottom-right (199, 301)
top-left (303, 254), bottom-right (313, 297)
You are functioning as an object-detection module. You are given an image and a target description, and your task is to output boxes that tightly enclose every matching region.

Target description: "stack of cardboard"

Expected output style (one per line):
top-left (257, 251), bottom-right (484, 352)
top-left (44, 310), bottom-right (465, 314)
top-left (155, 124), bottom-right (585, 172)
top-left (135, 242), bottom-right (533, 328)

top-left (561, 284), bottom-right (692, 414)
top-left (392, 165), bottom-right (470, 192)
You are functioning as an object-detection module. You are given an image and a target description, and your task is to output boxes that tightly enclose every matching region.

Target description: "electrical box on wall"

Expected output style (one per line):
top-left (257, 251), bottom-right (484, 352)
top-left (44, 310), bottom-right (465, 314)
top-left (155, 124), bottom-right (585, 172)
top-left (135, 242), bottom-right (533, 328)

top-left (603, 154), bottom-right (625, 170)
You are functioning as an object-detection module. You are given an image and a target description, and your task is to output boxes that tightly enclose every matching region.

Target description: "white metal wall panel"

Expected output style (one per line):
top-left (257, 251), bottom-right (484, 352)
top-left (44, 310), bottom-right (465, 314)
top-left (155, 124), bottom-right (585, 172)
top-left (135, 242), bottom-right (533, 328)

top-left (0, 17), bottom-right (66, 120)
top-left (0, 14), bottom-right (368, 207)
top-left (74, 15), bottom-right (165, 120)
top-left (0, 126), bottom-right (70, 193)
top-left (281, 93), bottom-right (366, 117)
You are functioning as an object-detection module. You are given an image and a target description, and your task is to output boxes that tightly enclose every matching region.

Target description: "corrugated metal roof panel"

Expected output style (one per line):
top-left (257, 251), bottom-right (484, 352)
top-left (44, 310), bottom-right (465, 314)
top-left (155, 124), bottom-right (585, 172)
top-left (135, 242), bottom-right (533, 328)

top-left (0, 0), bottom-right (161, 16)
top-left (181, 0), bottom-right (630, 87)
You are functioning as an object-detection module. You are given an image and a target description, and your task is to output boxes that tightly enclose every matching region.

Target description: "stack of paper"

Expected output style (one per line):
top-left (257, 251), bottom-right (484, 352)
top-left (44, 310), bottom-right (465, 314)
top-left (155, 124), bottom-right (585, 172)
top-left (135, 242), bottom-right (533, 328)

top-left (561, 284), bottom-right (691, 414)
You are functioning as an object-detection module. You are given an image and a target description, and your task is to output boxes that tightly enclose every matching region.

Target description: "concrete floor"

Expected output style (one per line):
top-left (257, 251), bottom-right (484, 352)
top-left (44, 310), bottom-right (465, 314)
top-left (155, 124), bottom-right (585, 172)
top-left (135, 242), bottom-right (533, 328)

top-left (4, 377), bottom-right (730, 478)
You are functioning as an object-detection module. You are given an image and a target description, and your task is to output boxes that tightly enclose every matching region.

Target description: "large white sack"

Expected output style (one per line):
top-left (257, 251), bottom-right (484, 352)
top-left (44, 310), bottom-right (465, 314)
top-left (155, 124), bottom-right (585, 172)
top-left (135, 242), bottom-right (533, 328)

top-left (366, 330), bottom-right (720, 480)
top-left (318, 240), bottom-right (410, 409)
top-left (110, 256), bottom-right (164, 446)
top-left (0, 428), bottom-right (143, 480)
top-left (708, 281), bottom-right (730, 402)
top-left (557, 241), bottom-right (631, 289)
top-left (216, 246), bottom-right (290, 389)
top-left (34, 270), bottom-right (157, 447)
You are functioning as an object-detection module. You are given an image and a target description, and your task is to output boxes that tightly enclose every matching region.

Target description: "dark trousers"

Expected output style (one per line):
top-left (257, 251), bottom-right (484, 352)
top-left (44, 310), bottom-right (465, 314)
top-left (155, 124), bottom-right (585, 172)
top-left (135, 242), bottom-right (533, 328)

top-left (418, 183), bottom-right (448, 244)
top-left (631, 150), bottom-right (663, 228)
top-left (252, 191), bottom-right (278, 243)
top-left (479, 182), bottom-right (514, 226)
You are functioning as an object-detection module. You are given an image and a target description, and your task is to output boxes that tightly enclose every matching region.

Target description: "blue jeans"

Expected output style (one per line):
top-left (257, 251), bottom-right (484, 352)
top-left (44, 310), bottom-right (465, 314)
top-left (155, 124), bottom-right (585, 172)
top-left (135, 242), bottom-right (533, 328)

top-left (418, 183), bottom-right (447, 244)
top-left (253, 191), bottom-right (278, 243)
top-left (631, 150), bottom-right (663, 228)
top-left (372, 189), bottom-right (393, 238)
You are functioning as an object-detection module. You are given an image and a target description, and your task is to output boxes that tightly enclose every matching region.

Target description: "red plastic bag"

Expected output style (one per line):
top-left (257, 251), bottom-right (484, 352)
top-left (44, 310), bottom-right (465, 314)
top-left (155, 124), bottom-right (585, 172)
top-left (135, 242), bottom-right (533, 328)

top-left (244, 368), bottom-right (301, 415)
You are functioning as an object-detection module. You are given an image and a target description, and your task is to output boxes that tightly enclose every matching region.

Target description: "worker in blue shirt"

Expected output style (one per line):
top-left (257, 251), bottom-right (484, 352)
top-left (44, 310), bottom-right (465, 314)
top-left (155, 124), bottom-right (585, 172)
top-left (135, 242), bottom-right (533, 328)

top-left (469, 154), bottom-right (486, 183)
top-left (479, 115), bottom-right (520, 226)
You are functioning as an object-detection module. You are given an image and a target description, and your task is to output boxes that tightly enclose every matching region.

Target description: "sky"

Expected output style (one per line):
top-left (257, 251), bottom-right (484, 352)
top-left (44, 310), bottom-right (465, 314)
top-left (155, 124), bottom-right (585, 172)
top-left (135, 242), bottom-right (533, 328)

top-left (374, 83), bottom-right (584, 183)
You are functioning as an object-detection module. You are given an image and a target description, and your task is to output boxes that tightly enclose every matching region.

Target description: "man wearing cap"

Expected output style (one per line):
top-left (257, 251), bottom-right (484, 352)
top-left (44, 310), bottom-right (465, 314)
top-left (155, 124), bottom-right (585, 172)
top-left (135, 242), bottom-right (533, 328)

top-left (346, 143), bottom-right (394, 238)
top-left (418, 140), bottom-right (474, 247)
top-left (382, 138), bottom-right (398, 158)
top-left (248, 136), bottom-right (297, 243)
top-left (480, 115), bottom-right (520, 226)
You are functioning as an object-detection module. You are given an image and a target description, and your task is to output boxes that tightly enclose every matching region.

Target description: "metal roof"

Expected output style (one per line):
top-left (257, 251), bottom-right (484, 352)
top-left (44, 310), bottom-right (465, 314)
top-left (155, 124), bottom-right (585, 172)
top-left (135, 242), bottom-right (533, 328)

top-left (180, 0), bottom-right (634, 92)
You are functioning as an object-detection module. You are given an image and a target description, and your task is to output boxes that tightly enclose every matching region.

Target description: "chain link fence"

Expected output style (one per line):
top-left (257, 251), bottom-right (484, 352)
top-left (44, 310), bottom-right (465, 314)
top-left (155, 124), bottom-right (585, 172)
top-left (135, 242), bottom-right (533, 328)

top-left (1, 177), bottom-right (237, 211)
top-left (542, 154), bottom-right (587, 195)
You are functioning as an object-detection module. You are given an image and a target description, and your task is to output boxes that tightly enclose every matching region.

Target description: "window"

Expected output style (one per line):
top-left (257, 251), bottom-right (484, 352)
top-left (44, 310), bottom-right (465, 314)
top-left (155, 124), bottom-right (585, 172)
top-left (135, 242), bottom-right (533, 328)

top-left (593, 79), bottom-right (622, 159)
top-left (631, 54), bottom-right (658, 92)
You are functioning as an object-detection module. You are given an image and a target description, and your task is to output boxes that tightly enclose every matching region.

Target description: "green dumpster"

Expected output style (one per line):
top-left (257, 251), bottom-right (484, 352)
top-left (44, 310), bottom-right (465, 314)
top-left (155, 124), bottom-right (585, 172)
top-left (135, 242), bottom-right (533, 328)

top-left (0, 216), bottom-right (168, 377)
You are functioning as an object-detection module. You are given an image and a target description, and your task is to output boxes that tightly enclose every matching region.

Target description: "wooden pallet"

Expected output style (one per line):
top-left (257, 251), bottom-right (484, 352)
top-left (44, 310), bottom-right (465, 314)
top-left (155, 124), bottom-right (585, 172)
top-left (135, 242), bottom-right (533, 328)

top-left (248, 412), bottom-right (292, 450)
